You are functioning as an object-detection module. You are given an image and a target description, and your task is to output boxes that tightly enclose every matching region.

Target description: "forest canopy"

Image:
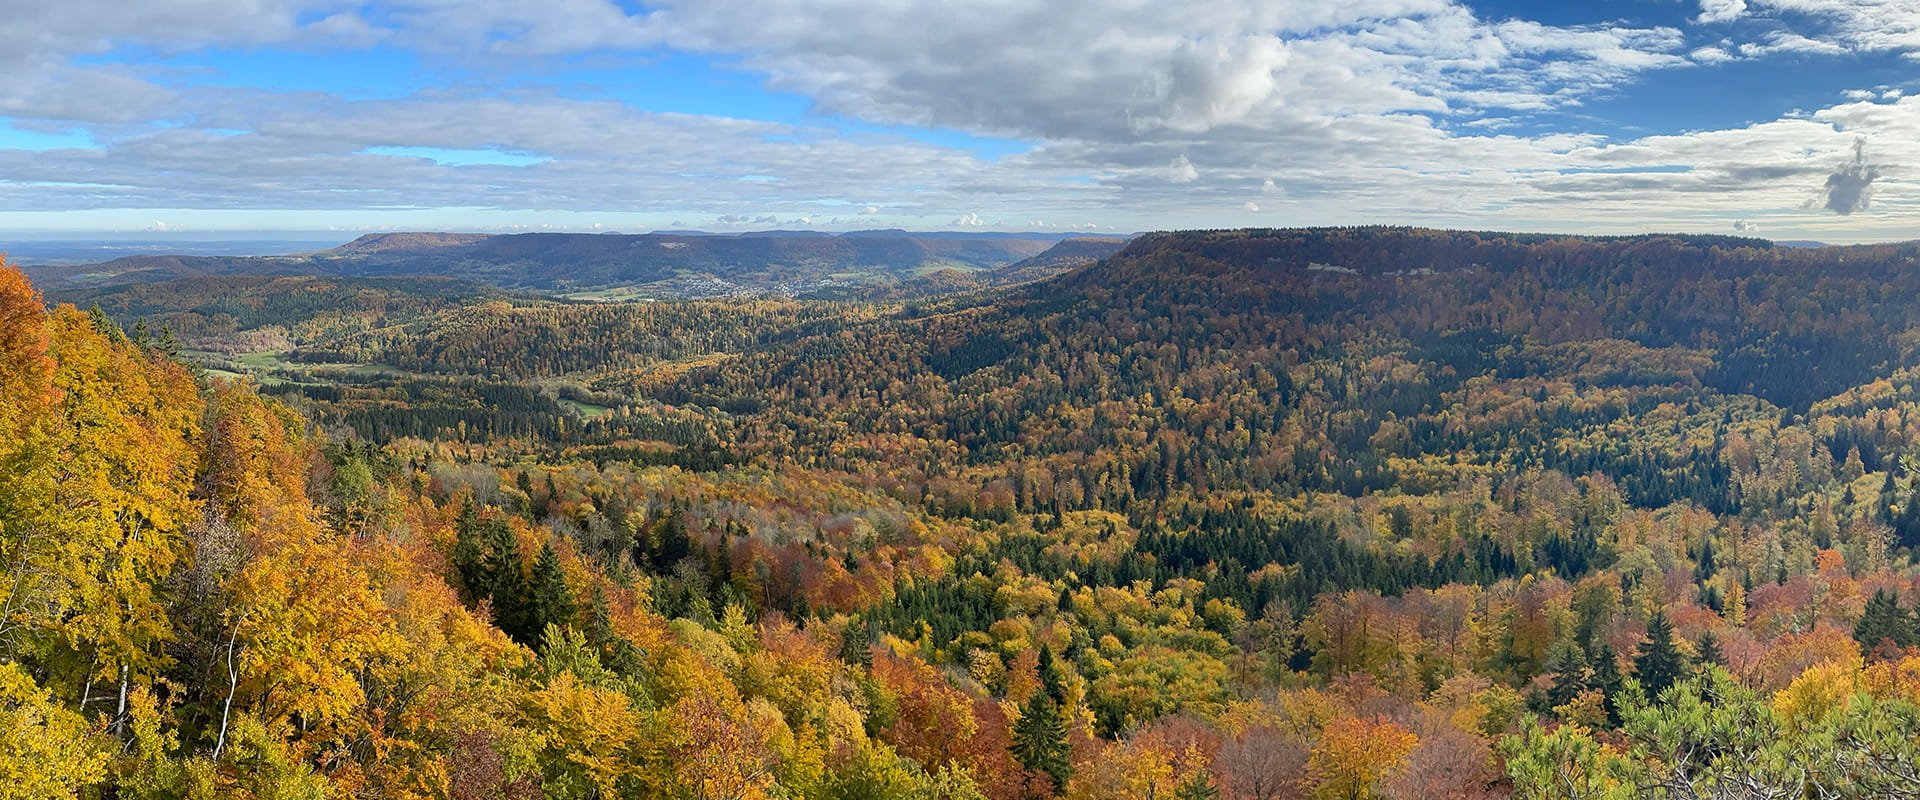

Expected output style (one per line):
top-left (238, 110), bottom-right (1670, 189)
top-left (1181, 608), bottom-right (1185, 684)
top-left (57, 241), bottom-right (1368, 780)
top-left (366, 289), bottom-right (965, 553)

top-left (11, 227), bottom-right (1920, 799)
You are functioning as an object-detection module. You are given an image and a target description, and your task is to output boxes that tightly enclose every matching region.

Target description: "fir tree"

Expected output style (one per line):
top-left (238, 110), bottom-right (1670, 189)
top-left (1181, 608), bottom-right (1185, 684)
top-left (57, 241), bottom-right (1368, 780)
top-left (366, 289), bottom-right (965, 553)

top-left (1634, 610), bottom-right (1685, 700)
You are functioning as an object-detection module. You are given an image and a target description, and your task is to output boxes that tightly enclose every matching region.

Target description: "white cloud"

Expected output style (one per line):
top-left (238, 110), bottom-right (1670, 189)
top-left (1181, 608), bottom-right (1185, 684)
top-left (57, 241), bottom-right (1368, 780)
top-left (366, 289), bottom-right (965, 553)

top-left (1739, 32), bottom-right (1849, 58)
top-left (952, 212), bottom-right (985, 226)
top-left (1690, 46), bottom-right (1736, 64)
top-left (1751, 0), bottom-right (1920, 55)
top-left (1243, 201), bottom-right (1260, 212)
top-left (1696, 0), bottom-right (1749, 24)
top-left (1168, 154), bottom-right (1200, 183)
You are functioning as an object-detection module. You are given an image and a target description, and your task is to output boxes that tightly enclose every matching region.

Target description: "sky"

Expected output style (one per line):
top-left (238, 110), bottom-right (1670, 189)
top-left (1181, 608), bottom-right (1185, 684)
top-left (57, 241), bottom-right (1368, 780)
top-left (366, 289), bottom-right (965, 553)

top-left (0, 0), bottom-right (1914, 243)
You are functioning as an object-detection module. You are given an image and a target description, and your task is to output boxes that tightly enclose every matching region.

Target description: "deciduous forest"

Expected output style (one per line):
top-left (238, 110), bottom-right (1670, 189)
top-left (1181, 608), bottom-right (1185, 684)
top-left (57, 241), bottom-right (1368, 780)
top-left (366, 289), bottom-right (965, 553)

top-left (12, 227), bottom-right (1920, 799)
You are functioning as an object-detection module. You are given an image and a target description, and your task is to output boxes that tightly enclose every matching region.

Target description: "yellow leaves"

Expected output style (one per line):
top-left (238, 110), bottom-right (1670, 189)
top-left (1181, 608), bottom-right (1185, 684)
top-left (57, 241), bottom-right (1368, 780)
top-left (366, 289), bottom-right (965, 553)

top-left (0, 260), bottom-right (57, 421)
top-left (1773, 653), bottom-right (1920, 730)
top-left (819, 695), bottom-right (867, 757)
top-left (1066, 730), bottom-right (1214, 800)
top-left (1859, 654), bottom-right (1920, 705)
top-left (521, 671), bottom-right (641, 796)
top-left (1773, 655), bottom-right (1863, 728)
top-left (1308, 715), bottom-right (1417, 800)
top-left (652, 635), bottom-right (740, 708)
top-left (668, 693), bottom-right (779, 800)
top-left (232, 524), bottom-right (403, 730)
top-left (201, 382), bottom-right (308, 529)
top-left (4, 303), bottom-right (204, 676)
top-left (196, 385), bottom-right (405, 736)
top-left (0, 664), bottom-right (108, 799)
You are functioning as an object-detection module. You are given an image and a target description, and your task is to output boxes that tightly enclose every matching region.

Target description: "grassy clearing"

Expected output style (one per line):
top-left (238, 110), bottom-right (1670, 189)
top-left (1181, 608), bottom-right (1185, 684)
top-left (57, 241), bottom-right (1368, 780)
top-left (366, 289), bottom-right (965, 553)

top-left (560, 398), bottom-right (613, 418)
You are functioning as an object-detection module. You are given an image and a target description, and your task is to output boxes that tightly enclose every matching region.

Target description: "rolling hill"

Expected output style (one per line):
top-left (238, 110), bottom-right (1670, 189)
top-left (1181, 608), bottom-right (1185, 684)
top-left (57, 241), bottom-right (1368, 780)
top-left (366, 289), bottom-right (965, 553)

top-left (20, 229), bottom-right (1105, 296)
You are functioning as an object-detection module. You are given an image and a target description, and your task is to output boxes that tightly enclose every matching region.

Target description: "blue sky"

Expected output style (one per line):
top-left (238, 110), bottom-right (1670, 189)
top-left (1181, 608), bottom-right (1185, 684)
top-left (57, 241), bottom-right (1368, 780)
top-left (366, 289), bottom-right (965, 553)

top-left (0, 0), bottom-right (1914, 242)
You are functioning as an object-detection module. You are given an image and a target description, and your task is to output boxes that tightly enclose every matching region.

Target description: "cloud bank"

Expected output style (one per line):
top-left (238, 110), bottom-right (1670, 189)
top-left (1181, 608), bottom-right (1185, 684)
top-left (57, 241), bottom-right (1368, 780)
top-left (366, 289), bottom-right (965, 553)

top-left (0, 0), bottom-right (1909, 240)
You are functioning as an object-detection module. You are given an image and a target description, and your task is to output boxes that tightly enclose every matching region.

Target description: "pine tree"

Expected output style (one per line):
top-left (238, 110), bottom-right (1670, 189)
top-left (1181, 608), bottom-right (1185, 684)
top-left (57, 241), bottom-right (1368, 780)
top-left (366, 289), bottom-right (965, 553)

top-left (1854, 588), bottom-right (1915, 659)
top-left (1634, 610), bottom-right (1685, 699)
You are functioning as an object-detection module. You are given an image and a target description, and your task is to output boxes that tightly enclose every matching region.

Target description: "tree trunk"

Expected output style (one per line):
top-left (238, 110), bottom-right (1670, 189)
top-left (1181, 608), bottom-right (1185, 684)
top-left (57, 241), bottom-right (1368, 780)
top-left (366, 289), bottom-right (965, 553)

top-left (214, 624), bottom-right (240, 759)
top-left (114, 663), bottom-right (129, 738)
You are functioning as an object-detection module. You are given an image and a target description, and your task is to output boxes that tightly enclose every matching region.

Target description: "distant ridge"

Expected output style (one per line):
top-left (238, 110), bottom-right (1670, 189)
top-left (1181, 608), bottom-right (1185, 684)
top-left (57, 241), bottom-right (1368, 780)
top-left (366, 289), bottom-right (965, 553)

top-left (326, 232), bottom-right (492, 254)
top-left (986, 236), bottom-right (1131, 284)
top-left (24, 230), bottom-right (1074, 296)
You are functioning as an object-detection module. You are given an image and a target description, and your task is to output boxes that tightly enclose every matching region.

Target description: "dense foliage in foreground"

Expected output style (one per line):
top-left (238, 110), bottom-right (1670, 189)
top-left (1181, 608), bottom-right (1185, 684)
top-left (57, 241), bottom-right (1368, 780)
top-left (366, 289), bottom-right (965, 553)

top-left (13, 227), bottom-right (1920, 799)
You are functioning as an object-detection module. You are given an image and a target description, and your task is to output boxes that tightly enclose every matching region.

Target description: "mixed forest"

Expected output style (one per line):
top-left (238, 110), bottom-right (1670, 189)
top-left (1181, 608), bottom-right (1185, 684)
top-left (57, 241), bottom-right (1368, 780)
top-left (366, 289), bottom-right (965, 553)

top-left (12, 227), bottom-right (1920, 799)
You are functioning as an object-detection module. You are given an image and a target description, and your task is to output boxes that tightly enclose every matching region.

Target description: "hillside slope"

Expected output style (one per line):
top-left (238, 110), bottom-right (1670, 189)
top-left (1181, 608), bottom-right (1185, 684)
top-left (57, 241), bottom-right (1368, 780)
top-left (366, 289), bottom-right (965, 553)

top-left (26, 229), bottom-right (1920, 798)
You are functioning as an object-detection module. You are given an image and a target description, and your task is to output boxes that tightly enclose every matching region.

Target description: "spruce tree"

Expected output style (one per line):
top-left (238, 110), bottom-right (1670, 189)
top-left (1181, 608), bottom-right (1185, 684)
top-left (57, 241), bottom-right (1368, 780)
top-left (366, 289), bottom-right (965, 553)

top-left (653, 507), bottom-right (692, 570)
top-left (710, 533), bottom-right (734, 599)
top-left (1037, 646), bottom-right (1066, 705)
top-left (1175, 773), bottom-right (1221, 800)
top-left (1634, 611), bottom-right (1685, 700)
top-left (1542, 638), bottom-right (1589, 712)
top-left (1854, 588), bottom-right (1915, 658)
top-left (1694, 631), bottom-right (1724, 668)
top-left (1694, 540), bottom-right (1717, 582)
top-left (527, 542), bottom-right (576, 639)
top-left (1590, 644), bottom-right (1624, 726)
top-left (840, 616), bottom-right (874, 668)
top-left (481, 519), bottom-right (529, 642)
top-left (583, 588), bottom-right (646, 677)
top-left (1011, 691), bottom-right (1070, 795)
top-left (452, 498), bottom-right (486, 603)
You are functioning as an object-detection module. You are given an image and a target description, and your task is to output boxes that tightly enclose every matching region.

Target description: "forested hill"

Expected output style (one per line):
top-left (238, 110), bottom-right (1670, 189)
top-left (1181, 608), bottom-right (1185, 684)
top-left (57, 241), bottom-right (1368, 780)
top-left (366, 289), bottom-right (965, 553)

top-left (23, 226), bottom-right (1920, 798)
top-left (20, 229), bottom-right (1078, 296)
top-left (1033, 227), bottom-right (1920, 413)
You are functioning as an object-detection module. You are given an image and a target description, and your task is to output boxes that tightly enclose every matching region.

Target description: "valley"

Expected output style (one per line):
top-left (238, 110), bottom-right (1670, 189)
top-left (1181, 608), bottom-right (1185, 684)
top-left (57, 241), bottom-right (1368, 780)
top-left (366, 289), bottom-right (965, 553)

top-left (11, 227), bottom-right (1920, 799)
